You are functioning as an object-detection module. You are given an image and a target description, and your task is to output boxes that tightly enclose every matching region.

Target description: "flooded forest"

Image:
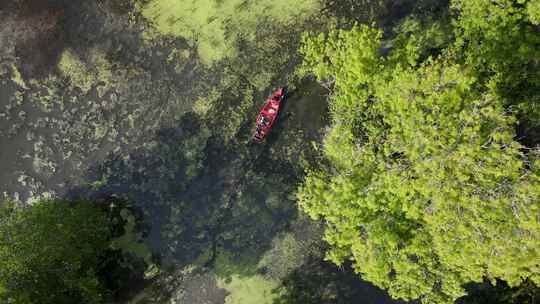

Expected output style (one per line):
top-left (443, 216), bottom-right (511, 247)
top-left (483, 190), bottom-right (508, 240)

top-left (1, 0), bottom-right (539, 304)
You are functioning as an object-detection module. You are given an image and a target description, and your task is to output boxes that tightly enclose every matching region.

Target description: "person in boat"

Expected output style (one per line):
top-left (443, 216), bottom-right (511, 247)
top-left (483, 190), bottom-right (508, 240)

top-left (261, 116), bottom-right (270, 126)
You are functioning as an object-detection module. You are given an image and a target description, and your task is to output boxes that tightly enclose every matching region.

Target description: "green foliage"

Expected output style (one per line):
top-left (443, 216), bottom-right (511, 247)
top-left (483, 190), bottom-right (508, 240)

top-left (392, 11), bottom-right (454, 63)
top-left (452, 0), bottom-right (540, 123)
top-left (0, 200), bottom-right (111, 304)
top-left (298, 21), bottom-right (540, 303)
top-left (527, 0), bottom-right (540, 24)
top-left (299, 25), bottom-right (384, 127)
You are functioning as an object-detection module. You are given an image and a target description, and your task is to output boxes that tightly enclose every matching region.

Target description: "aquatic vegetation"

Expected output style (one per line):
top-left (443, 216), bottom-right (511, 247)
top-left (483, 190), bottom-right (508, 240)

top-left (213, 250), bottom-right (258, 279)
top-left (218, 274), bottom-right (279, 304)
top-left (167, 48), bottom-right (192, 73)
top-left (111, 209), bottom-right (153, 265)
top-left (258, 233), bottom-right (310, 280)
top-left (217, 87), bottom-right (255, 143)
top-left (58, 49), bottom-right (95, 93)
top-left (9, 64), bottom-right (28, 89)
top-left (140, 0), bottom-right (320, 64)
top-left (57, 48), bottom-right (115, 95)
top-left (192, 94), bottom-right (214, 117)
top-left (27, 75), bottom-right (65, 112)
top-left (181, 125), bottom-right (211, 180)
top-left (32, 135), bottom-right (57, 178)
top-left (88, 49), bottom-right (115, 98)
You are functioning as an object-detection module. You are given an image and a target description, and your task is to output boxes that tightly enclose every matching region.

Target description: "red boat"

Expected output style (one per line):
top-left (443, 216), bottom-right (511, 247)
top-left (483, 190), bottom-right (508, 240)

top-left (252, 87), bottom-right (286, 142)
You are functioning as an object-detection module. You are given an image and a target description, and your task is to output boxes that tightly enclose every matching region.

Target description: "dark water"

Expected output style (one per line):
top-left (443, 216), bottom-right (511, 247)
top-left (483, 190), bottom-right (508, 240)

top-left (0, 0), bottom-right (200, 203)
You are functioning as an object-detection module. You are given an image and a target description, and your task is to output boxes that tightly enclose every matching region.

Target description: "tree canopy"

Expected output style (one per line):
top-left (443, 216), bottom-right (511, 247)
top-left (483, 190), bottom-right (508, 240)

top-left (0, 200), bottom-right (111, 304)
top-left (297, 1), bottom-right (540, 302)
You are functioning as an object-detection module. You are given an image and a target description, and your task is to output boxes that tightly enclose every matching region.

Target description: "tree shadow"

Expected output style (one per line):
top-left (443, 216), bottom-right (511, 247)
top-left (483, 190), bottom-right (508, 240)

top-left (457, 279), bottom-right (540, 304)
top-left (66, 109), bottom-right (299, 283)
top-left (1, 0), bottom-right (92, 79)
top-left (1, 0), bottom-right (159, 81)
top-left (516, 119), bottom-right (540, 149)
top-left (321, 0), bottom-right (450, 30)
top-left (272, 257), bottom-right (412, 304)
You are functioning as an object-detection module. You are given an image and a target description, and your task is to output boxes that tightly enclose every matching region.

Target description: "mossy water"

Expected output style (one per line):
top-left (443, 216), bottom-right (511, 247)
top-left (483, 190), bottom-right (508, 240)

top-left (140, 0), bottom-right (320, 64)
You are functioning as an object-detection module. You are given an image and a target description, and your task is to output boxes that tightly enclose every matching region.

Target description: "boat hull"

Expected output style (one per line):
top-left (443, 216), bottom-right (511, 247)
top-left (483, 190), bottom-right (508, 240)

top-left (252, 87), bottom-right (286, 142)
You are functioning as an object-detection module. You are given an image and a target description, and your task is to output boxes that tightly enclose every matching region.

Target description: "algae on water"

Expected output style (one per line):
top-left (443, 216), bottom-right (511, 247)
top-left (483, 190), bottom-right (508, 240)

top-left (57, 48), bottom-right (114, 95)
top-left (218, 275), bottom-right (279, 304)
top-left (58, 49), bottom-right (94, 93)
top-left (111, 209), bottom-right (153, 264)
top-left (10, 63), bottom-right (27, 89)
top-left (140, 0), bottom-right (320, 64)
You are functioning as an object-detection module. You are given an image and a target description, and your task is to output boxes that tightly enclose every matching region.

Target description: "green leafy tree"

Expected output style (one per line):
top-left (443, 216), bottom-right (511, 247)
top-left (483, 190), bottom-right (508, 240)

top-left (528, 0), bottom-right (540, 25)
top-left (0, 200), bottom-right (111, 304)
top-left (298, 22), bottom-right (540, 303)
top-left (452, 0), bottom-right (540, 124)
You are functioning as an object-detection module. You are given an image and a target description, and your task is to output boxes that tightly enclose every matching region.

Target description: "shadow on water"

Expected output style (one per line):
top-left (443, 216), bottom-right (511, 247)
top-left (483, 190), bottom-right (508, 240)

top-left (0, 0), bottom-right (162, 80)
top-left (321, 0), bottom-right (450, 30)
top-left (1, 0), bottom-right (92, 78)
top-left (67, 115), bottom-right (194, 244)
top-left (273, 258), bottom-right (410, 304)
top-left (59, 78), bottom-right (333, 303)
top-left (0, 0), bottom-right (199, 204)
top-left (67, 111), bottom-right (297, 268)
